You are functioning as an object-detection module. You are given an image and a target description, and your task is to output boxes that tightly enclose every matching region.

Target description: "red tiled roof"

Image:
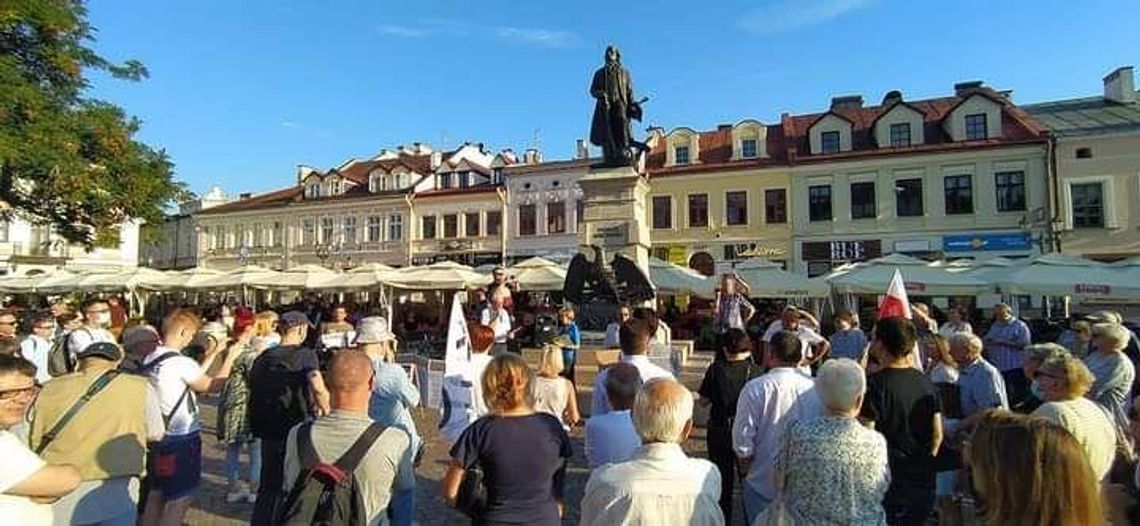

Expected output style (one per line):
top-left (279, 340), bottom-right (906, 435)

top-left (338, 152), bottom-right (435, 185)
top-left (196, 187), bottom-right (303, 215)
top-left (414, 185), bottom-right (501, 198)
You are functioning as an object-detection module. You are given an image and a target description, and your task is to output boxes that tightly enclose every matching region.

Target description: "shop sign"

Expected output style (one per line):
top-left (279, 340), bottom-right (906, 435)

top-left (1074, 284), bottom-right (1111, 295)
top-left (666, 246), bottom-right (688, 266)
top-left (943, 232), bottom-right (1031, 253)
top-left (594, 224), bottom-right (629, 248)
top-left (801, 240), bottom-right (883, 262)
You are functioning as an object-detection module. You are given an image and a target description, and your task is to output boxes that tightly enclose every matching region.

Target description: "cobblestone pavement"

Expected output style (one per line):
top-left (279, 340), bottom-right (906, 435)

top-left (186, 351), bottom-right (743, 525)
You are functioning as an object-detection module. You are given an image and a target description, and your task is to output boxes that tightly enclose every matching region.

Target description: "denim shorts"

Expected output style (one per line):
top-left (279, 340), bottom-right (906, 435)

top-left (147, 432), bottom-right (202, 500)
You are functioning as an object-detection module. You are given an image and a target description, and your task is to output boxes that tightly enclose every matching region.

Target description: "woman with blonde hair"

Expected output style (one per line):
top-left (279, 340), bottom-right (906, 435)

top-left (1085, 322), bottom-right (1136, 433)
top-left (442, 354), bottom-right (572, 524)
top-left (1031, 347), bottom-right (1117, 482)
top-left (251, 310), bottom-right (280, 351)
top-left (965, 410), bottom-right (1103, 526)
top-left (533, 345), bottom-right (580, 430)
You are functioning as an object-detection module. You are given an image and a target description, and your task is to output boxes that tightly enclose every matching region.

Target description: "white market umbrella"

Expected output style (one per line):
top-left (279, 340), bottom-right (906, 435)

top-left (265, 264), bottom-right (343, 290)
top-left (0, 270), bottom-right (65, 293)
top-left (719, 259), bottom-right (830, 298)
top-left (166, 267), bottom-right (226, 289)
top-left (389, 261), bottom-right (486, 290)
top-left (973, 253), bottom-right (1140, 299)
top-left (35, 269), bottom-right (120, 293)
top-left (649, 257), bottom-right (713, 297)
top-left (337, 263), bottom-right (399, 289)
top-left (825, 253), bottom-right (989, 296)
top-left (507, 257), bottom-right (567, 291)
top-left (195, 265), bottom-right (280, 290)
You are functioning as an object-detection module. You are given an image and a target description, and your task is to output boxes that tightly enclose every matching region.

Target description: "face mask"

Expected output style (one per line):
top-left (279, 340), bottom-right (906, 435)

top-left (1030, 379), bottom-right (1044, 400)
top-left (94, 312), bottom-right (111, 327)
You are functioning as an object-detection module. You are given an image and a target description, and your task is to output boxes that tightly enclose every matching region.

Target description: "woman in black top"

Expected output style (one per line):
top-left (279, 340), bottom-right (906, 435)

top-left (698, 328), bottom-right (762, 524)
top-left (442, 354), bottom-right (572, 525)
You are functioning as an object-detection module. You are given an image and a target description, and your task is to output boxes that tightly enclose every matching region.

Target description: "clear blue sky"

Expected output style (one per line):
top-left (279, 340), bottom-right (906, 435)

top-left (86, 0), bottom-right (1139, 198)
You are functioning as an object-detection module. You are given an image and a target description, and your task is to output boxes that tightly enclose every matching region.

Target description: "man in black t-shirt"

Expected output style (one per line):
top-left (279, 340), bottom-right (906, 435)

top-left (248, 311), bottom-right (330, 526)
top-left (698, 328), bottom-right (762, 523)
top-left (860, 317), bottom-right (943, 526)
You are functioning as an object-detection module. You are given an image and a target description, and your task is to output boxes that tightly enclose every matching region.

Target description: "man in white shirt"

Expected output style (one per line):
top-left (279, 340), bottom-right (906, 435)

top-left (591, 318), bottom-right (674, 417)
top-left (581, 377), bottom-right (723, 525)
top-left (0, 355), bottom-right (81, 525)
top-left (761, 306), bottom-right (829, 375)
top-left (20, 312), bottom-right (56, 383)
top-left (480, 292), bottom-right (512, 356)
top-left (604, 306), bottom-right (632, 349)
top-left (585, 362), bottom-right (643, 468)
top-left (67, 300), bottom-right (116, 365)
top-left (733, 330), bottom-right (824, 525)
top-left (139, 309), bottom-right (241, 526)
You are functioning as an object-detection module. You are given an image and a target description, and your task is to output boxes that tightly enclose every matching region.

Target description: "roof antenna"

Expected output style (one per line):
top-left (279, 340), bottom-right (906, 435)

top-left (531, 128), bottom-right (542, 151)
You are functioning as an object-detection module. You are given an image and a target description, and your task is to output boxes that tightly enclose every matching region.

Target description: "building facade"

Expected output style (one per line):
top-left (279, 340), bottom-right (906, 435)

top-left (141, 186), bottom-right (231, 270)
top-left (504, 156), bottom-right (590, 264)
top-left (1025, 66), bottom-right (1140, 262)
top-left (0, 217), bottom-right (141, 276)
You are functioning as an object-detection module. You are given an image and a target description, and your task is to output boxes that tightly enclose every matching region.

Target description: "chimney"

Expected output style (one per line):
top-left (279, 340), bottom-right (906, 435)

top-left (1104, 66), bottom-right (1136, 104)
top-left (430, 150), bottom-right (443, 170)
top-left (830, 95), bottom-right (863, 110)
top-left (575, 139), bottom-right (588, 160)
top-left (954, 80), bottom-right (984, 96)
top-left (500, 148), bottom-right (518, 164)
top-left (881, 90), bottom-right (903, 106)
top-left (239, 192), bottom-right (252, 200)
top-left (524, 148), bottom-right (542, 164)
top-left (717, 124), bottom-right (732, 131)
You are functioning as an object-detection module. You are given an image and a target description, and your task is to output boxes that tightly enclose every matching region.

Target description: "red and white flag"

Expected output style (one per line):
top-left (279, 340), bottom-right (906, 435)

top-left (878, 269), bottom-right (912, 319)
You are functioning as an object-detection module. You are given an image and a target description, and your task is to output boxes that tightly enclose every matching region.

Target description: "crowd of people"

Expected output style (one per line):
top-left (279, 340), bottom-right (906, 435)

top-left (0, 266), bottom-right (1138, 525)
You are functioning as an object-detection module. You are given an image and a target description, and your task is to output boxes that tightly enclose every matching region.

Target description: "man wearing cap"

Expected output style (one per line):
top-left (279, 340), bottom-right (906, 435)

top-left (120, 325), bottom-right (161, 374)
top-left (357, 316), bottom-right (418, 526)
top-left (30, 341), bottom-right (164, 526)
top-left (248, 310), bottom-right (331, 526)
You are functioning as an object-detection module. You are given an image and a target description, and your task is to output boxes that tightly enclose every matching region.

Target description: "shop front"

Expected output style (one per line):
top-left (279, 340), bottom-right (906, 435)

top-left (800, 239), bottom-right (883, 277)
top-left (942, 231), bottom-right (1035, 259)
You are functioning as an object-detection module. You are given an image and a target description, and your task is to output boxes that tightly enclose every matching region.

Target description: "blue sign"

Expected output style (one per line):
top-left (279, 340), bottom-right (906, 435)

top-left (942, 232), bottom-right (1031, 253)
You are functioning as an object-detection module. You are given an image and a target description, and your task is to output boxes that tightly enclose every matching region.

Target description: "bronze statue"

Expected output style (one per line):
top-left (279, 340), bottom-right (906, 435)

top-left (564, 244), bottom-right (655, 306)
top-left (590, 45), bottom-right (647, 167)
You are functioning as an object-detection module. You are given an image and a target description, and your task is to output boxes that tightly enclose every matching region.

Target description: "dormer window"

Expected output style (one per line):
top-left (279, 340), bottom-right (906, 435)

top-left (368, 174), bottom-right (381, 193)
top-left (305, 183), bottom-right (320, 199)
top-left (820, 131), bottom-right (841, 154)
top-left (493, 168), bottom-right (504, 185)
top-left (439, 173), bottom-right (452, 189)
top-left (889, 123), bottom-right (911, 147)
top-left (741, 139), bottom-right (758, 158)
top-left (458, 171), bottom-right (470, 189)
top-left (965, 113), bottom-right (987, 140)
top-left (675, 145), bottom-right (691, 165)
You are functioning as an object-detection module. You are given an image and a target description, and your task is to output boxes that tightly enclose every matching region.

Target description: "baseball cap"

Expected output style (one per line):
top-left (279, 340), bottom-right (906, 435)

top-left (278, 311), bottom-right (314, 329)
top-left (77, 341), bottom-right (123, 362)
top-left (355, 317), bottom-right (395, 344)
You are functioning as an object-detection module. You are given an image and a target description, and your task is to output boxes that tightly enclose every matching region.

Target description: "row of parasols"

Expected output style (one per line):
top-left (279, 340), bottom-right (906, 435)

top-left (1, 253), bottom-right (1139, 300)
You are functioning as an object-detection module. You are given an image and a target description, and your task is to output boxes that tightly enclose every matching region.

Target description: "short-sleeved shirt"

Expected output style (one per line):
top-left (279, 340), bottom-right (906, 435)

top-left (451, 413), bottom-right (572, 525)
top-left (828, 329), bottom-right (867, 361)
top-left (143, 347), bottom-right (203, 436)
top-left (698, 357), bottom-right (762, 427)
top-left (249, 345), bottom-right (321, 439)
top-left (762, 321), bottom-right (826, 359)
top-left (0, 430), bottom-right (53, 524)
top-left (860, 367), bottom-right (942, 489)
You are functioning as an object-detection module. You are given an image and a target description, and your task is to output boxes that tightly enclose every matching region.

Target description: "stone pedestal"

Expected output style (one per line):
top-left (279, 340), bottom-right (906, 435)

top-left (576, 165), bottom-right (652, 273)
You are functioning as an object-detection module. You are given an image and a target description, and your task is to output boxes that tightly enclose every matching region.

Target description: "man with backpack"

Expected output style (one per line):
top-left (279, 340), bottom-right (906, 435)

top-left (29, 341), bottom-right (164, 525)
top-left (138, 309), bottom-right (241, 526)
top-left (66, 299), bottom-right (117, 371)
top-left (248, 311), bottom-right (331, 526)
top-left (281, 350), bottom-right (410, 525)
top-left (20, 311), bottom-right (56, 383)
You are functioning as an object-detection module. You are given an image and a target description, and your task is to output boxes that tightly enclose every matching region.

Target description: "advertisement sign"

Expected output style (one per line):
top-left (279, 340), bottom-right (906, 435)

top-left (667, 246), bottom-right (688, 266)
top-left (943, 232), bottom-right (1031, 253)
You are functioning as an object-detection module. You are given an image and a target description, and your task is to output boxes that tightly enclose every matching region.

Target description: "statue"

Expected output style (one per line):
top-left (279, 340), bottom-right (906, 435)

top-left (589, 45), bottom-right (648, 167)
top-left (564, 244), bottom-right (655, 307)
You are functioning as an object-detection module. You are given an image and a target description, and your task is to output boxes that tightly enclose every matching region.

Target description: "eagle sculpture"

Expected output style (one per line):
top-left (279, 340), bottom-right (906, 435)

top-left (563, 245), bottom-right (655, 305)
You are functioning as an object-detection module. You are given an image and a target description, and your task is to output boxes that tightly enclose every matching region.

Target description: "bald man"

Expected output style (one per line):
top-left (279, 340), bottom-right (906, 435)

top-left (283, 351), bottom-right (411, 525)
top-left (581, 378), bottom-right (724, 525)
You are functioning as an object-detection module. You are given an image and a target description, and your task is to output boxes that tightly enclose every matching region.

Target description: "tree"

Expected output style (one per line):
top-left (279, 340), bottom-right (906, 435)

top-left (0, 0), bottom-right (187, 248)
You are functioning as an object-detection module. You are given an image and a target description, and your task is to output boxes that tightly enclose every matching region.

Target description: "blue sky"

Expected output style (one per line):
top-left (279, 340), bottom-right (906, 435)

top-left (86, 0), bottom-right (1139, 198)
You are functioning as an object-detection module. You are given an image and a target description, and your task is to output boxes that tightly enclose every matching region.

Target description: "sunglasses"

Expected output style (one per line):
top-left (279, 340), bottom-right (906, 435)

top-left (0, 383), bottom-right (39, 402)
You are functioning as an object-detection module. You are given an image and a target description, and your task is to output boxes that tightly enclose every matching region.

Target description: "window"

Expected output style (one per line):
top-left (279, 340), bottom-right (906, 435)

top-left (367, 216), bottom-right (381, 242)
top-left (820, 131), bottom-right (841, 154)
top-left (808, 185), bottom-right (833, 221)
top-left (442, 214), bottom-right (458, 238)
top-left (422, 216), bottom-right (436, 240)
top-left (492, 168), bottom-right (504, 184)
top-left (675, 145), bottom-right (690, 165)
top-left (965, 113), bottom-right (987, 140)
top-left (765, 189), bottom-right (787, 224)
top-left (741, 138), bottom-right (758, 158)
top-left (388, 214), bottom-right (403, 241)
top-left (850, 182), bottom-right (877, 219)
top-left (995, 171), bottom-right (1026, 212)
top-left (439, 173), bottom-right (452, 189)
top-left (519, 205), bottom-right (536, 236)
top-left (320, 217), bottom-right (334, 243)
top-left (944, 174), bottom-right (974, 214)
top-left (272, 222), bottom-right (282, 247)
top-left (343, 217), bottom-right (357, 243)
top-left (547, 201), bottom-right (566, 234)
top-left (652, 247), bottom-right (669, 260)
top-left (576, 200), bottom-right (584, 231)
top-left (1076, 147), bottom-right (1093, 159)
top-left (896, 178), bottom-right (924, 217)
top-left (305, 184), bottom-right (320, 199)
top-left (486, 211), bottom-right (502, 236)
top-left (687, 194), bottom-right (708, 228)
top-left (458, 171), bottom-right (470, 189)
top-left (465, 212), bottom-right (481, 237)
top-left (302, 219), bottom-right (315, 246)
top-left (652, 196), bottom-right (672, 229)
top-left (725, 191), bottom-right (747, 226)
top-left (369, 175), bottom-right (380, 193)
top-left (889, 123), bottom-right (911, 147)
top-left (1071, 183), bottom-right (1105, 228)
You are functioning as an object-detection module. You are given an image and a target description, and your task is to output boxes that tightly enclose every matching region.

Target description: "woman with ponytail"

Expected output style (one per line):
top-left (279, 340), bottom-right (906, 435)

top-left (442, 354), bottom-right (573, 524)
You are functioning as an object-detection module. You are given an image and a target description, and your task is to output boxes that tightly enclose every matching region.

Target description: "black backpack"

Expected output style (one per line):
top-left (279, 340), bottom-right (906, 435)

top-left (46, 337), bottom-right (74, 377)
top-left (248, 348), bottom-right (314, 439)
top-left (278, 422), bottom-right (387, 526)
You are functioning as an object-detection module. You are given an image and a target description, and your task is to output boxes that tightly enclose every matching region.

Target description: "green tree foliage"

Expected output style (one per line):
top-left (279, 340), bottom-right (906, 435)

top-left (0, 0), bottom-right (187, 248)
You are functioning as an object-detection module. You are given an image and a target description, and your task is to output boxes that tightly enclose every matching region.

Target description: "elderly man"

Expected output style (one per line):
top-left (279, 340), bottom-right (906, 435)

top-left (733, 331), bottom-right (823, 523)
top-left (950, 332), bottom-right (1009, 417)
top-left (585, 362), bottom-right (643, 468)
top-left (761, 306), bottom-right (829, 375)
top-left (581, 378), bottom-right (723, 525)
top-left (30, 342), bottom-right (164, 526)
top-left (983, 303), bottom-right (1032, 406)
top-left (591, 317), bottom-right (674, 417)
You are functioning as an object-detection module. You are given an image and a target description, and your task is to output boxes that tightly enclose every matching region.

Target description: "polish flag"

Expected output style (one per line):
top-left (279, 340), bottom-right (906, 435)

top-left (878, 269), bottom-right (912, 319)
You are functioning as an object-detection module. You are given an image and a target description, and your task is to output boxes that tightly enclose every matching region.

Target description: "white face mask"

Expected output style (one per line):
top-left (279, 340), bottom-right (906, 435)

top-left (93, 312), bottom-right (111, 327)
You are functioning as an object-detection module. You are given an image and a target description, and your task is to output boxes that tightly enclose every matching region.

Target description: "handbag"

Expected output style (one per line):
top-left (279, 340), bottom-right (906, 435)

top-left (454, 462), bottom-right (488, 518)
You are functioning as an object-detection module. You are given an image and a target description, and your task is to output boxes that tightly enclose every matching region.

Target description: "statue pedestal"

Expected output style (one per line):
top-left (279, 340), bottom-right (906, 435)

top-left (576, 166), bottom-right (653, 310)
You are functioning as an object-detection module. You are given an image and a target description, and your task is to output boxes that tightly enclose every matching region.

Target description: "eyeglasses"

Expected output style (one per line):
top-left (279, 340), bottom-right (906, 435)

top-left (0, 320), bottom-right (16, 326)
top-left (0, 384), bottom-right (39, 402)
top-left (33, 324), bottom-right (55, 330)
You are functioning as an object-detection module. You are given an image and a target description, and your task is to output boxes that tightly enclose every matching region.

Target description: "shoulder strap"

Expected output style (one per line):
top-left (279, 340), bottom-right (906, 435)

top-left (143, 351), bottom-right (180, 373)
top-left (36, 370), bottom-right (120, 454)
top-left (296, 422), bottom-right (319, 469)
top-left (333, 422), bottom-right (387, 473)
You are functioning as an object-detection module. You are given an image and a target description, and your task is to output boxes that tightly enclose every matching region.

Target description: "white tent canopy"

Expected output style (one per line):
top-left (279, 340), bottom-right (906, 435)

top-left (969, 253), bottom-right (1140, 299)
top-left (389, 261), bottom-right (486, 290)
top-left (649, 258), bottom-right (712, 297)
top-left (717, 259), bottom-right (830, 298)
top-left (195, 265), bottom-right (281, 290)
top-left (825, 254), bottom-right (990, 296)
top-left (506, 257), bottom-right (567, 291)
top-left (266, 264), bottom-right (342, 290)
top-left (338, 263), bottom-right (398, 289)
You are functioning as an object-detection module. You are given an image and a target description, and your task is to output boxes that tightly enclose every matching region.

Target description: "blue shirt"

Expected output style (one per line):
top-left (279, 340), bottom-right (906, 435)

top-left (369, 359), bottom-right (421, 454)
top-left (1083, 351), bottom-right (1136, 433)
top-left (829, 329), bottom-right (867, 361)
top-left (983, 319), bottom-right (1032, 371)
top-left (559, 322), bottom-right (581, 353)
top-left (957, 357), bottom-right (1009, 417)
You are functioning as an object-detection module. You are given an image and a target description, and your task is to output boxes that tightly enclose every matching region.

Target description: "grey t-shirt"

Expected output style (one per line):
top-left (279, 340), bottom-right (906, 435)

top-left (284, 411), bottom-right (412, 525)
